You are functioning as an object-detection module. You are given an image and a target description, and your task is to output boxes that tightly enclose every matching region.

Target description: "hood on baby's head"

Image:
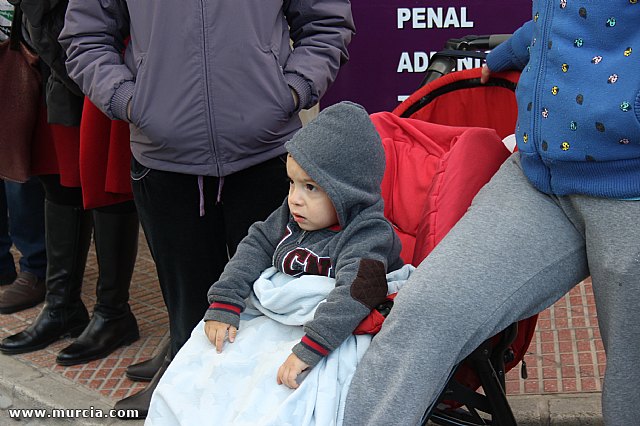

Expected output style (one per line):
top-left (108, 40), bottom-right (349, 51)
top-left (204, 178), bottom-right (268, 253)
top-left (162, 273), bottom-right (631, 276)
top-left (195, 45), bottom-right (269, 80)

top-left (285, 101), bottom-right (385, 227)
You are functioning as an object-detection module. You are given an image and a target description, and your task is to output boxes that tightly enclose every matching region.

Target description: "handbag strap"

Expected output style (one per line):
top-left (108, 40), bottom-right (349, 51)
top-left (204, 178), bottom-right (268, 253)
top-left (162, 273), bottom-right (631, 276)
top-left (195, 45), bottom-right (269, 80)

top-left (9, 5), bottom-right (23, 51)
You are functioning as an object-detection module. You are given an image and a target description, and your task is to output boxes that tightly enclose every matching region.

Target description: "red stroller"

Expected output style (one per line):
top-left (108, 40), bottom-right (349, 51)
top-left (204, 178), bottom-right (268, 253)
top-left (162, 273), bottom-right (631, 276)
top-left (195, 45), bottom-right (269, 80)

top-left (370, 38), bottom-right (537, 425)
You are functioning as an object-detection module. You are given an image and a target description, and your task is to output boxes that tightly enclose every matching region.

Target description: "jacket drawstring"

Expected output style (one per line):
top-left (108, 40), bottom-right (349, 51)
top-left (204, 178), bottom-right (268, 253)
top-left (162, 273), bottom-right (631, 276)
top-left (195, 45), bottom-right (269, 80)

top-left (198, 175), bottom-right (205, 217)
top-left (217, 176), bottom-right (225, 204)
top-left (197, 175), bottom-right (225, 217)
top-left (198, 176), bottom-right (224, 217)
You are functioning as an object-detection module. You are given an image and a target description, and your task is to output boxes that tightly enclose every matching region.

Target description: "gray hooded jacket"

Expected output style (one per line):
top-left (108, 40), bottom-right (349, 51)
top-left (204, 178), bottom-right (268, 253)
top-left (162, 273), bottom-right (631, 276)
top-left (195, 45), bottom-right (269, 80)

top-left (58, 0), bottom-right (354, 177)
top-left (204, 102), bottom-right (404, 366)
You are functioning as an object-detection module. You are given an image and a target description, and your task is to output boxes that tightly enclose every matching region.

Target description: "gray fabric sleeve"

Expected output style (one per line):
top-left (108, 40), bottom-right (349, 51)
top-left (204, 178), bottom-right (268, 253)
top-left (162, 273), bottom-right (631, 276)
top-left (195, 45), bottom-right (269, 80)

top-left (283, 0), bottom-right (355, 108)
top-left (293, 218), bottom-right (401, 366)
top-left (59, 0), bottom-right (131, 120)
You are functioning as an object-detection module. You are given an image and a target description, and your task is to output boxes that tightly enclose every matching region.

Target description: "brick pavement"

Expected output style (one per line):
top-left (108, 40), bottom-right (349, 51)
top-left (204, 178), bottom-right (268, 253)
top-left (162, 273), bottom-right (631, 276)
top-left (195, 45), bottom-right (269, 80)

top-left (0, 230), bottom-right (168, 403)
top-left (505, 277), bottom-right (604, 396)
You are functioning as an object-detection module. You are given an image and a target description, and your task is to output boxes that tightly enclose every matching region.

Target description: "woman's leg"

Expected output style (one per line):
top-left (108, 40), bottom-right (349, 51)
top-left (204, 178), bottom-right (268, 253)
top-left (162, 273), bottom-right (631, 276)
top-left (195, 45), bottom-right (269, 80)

top-left (56, 200), bottom-right (141, 365)
top-left (0, 181), bottom-right (15, 283)
top-left (3, 178), bottom-right (47, 279)
top-left (0, 178), bottom-right (47, 313)
top-left (221, 155), bottom-right (288, 255)
top-left (577, 196), bottom-right (640, 424)
top-left (0, 175), bottom-right (92, 354)
top-left (116, 156), bottom-right (287, 418)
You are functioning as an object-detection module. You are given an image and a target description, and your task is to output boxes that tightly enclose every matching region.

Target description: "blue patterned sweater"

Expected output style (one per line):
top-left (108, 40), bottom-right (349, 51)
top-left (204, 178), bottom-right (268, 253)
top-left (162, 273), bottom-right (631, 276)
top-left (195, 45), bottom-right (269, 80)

top-left (486, 0), bottom-right (640, 198)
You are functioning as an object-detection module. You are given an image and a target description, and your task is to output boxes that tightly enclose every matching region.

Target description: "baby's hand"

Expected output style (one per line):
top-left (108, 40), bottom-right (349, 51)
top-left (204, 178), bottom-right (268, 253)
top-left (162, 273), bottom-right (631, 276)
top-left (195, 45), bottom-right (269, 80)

top-left (204, 320), bottom-right (237, 353)
top-left (480, 64), bottom-right (492, 84)
top-left (277, 353), bottom-right (309, 389)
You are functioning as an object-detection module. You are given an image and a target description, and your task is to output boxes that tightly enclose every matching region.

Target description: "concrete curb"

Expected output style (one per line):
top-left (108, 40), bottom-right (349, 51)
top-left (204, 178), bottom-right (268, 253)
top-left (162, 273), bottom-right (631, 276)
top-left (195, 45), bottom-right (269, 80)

top-left (0, 355), bottom-right (143, 425)
top-left (509, 393), bottom-right (603, 425)
top-left (0, 352), bottom-right (602, 425)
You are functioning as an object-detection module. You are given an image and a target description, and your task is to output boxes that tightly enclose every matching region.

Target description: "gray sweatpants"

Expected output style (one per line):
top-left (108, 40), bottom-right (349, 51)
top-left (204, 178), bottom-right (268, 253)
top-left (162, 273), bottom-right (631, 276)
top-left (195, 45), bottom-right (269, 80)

top-left (343, 154), bottom-right (640, 426)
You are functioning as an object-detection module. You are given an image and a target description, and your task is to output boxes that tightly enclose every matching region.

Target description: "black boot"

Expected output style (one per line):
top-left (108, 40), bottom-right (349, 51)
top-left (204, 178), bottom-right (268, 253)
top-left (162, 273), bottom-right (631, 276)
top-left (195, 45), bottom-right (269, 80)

top-left (56, 209), bottom-right (140, 366)
top-left (0, 201), bottom-right (92, 354)
top-left (126, 334), bottom-right (170, 382)
top-left (115, 355), bottom-right (171, 419)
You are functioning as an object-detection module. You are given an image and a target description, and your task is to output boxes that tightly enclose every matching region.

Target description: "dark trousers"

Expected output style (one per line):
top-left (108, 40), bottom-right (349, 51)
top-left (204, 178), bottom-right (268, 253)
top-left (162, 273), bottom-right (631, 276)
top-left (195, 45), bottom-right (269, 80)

top-left (0, 178), bottom-right (46, 278)
top-left (131, 156), bottom-right (288, 356)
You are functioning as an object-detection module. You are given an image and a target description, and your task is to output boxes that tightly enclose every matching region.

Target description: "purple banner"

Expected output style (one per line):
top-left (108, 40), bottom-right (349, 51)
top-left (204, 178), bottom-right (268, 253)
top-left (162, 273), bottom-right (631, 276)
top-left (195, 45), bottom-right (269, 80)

top-left (322, 0), bottom-right (531, 113)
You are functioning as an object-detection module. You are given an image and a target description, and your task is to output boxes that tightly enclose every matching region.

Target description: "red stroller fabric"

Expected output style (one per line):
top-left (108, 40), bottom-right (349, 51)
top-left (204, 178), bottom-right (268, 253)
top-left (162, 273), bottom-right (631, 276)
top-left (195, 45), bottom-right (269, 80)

top-left (358, 67), bottom-right (536, 403)
top-left (354, 112), bottom-right (510, 336)
top-left (354, 112), bottom-right (510, 330)
top-left (373, 112), bottom-right (510, 265)
top-left (394, 68), bottom-right (520, 140)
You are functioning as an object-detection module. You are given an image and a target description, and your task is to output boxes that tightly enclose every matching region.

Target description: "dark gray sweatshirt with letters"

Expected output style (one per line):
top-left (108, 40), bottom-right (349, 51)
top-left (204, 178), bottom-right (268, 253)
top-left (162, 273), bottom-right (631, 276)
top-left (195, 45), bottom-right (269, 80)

top-left (204, 102), bottom-right (404, 366)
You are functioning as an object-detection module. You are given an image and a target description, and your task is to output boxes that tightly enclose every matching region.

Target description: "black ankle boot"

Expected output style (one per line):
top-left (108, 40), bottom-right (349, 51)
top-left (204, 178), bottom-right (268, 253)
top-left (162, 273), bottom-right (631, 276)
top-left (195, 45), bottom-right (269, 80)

top-left (0, 201), bottom-right (92, 355)
top-left (115, 355), bottom-right (171, 419)
top-left (56, 208), bottom-right (140, 366)
top-left (0, 304), bottom-right (89, 354)
top-left (126, 336), bottom-right (170, 382)
top-left (56, 310), bottom-right (139, 365)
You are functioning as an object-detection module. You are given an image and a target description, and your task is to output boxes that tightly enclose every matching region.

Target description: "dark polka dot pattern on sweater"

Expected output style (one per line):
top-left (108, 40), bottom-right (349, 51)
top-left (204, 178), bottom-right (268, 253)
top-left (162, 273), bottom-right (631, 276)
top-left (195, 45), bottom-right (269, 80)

top-left (527, 1), bottom-right (638, 155)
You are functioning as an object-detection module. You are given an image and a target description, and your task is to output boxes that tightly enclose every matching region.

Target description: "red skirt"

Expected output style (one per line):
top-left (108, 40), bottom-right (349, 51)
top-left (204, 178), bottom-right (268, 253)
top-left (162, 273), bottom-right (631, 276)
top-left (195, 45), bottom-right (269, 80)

top-left (31, 98), bottom-right (133, 209)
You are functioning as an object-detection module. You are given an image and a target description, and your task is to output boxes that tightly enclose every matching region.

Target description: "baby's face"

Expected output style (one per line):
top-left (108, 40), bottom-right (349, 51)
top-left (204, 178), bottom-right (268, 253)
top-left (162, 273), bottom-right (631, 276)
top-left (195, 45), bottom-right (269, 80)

top-left (286, 155), bottom-right (338, 231)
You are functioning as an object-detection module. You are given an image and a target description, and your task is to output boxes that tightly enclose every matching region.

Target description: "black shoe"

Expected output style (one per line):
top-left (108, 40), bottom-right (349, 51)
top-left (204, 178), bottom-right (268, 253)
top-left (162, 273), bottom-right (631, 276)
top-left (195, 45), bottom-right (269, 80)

top-left (0, 271), bottom-right (17, 286)
top-left (126, 337), bottom-right (170, 382)
top-left (115, 356), bottom-right (170, 419)
top-left (0, 304), bottom-right (90, 354)
top-left (1, 201), bottom-right (94, 355)
top-left (60, 207), bottom-right (140, 366)
top-left (56, 310), bottom-right (139, 366)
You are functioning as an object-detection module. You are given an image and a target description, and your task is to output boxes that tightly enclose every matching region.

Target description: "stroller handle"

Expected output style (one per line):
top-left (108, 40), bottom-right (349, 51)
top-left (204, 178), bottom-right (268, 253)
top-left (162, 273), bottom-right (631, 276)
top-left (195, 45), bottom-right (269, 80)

top-left (419, 34), bottom-right (512, 87)
top-left (444, 34), bottom-right (511, 51)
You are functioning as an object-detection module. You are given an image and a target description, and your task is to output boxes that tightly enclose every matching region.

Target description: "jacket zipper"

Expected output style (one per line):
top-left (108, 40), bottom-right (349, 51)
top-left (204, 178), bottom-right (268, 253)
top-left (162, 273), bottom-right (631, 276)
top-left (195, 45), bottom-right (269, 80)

top-left (533, 0), bottom-right (553, 162)
top-left (199, 0), bottom-right (220, 177)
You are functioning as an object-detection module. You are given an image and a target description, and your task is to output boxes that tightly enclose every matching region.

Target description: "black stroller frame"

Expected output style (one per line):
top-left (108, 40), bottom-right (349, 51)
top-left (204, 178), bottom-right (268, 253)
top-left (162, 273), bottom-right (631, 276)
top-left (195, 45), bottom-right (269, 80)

top-left (425, 324), bottom-right (519, 426)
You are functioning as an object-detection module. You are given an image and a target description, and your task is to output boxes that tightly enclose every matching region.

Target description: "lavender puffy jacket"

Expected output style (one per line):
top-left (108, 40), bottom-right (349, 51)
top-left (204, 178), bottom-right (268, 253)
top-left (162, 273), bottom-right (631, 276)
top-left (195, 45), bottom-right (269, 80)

top-left (59, 0), bottom-right (354, 177)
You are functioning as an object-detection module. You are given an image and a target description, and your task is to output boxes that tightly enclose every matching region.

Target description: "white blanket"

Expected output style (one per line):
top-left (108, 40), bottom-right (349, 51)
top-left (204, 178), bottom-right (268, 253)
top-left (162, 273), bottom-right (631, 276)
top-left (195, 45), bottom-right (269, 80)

top-left (146, 264), bottom-right (414, 426)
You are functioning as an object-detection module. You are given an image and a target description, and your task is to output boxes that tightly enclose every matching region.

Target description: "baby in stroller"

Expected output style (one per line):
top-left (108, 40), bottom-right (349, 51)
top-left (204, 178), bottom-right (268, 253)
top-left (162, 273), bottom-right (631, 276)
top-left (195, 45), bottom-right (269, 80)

top-left (145, 101), bottom-right (413, 425)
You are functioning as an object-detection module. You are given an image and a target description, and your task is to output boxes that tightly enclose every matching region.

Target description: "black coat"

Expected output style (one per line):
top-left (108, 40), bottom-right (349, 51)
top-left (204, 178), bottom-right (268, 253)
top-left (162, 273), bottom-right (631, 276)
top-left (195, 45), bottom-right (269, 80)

top-left (11, 0), bottom-right (83, 126)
